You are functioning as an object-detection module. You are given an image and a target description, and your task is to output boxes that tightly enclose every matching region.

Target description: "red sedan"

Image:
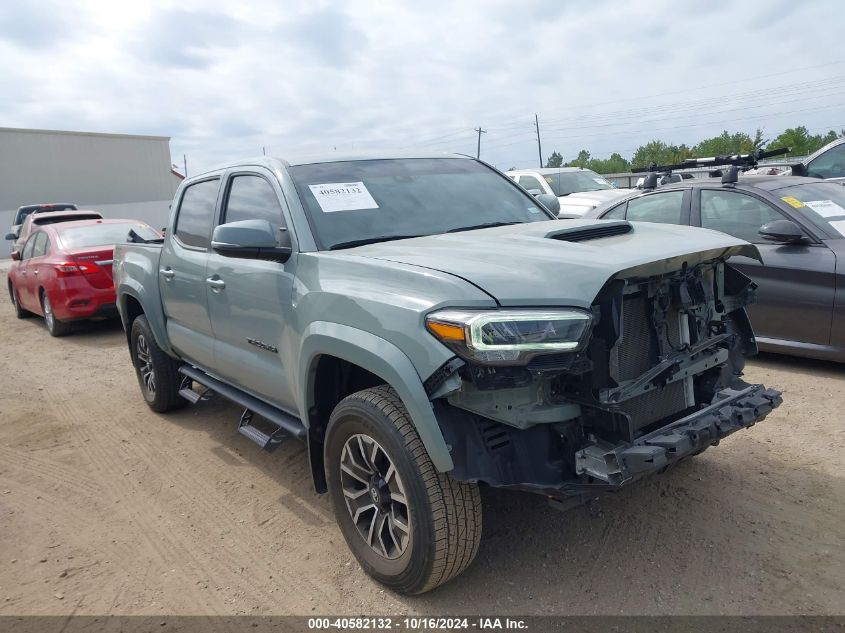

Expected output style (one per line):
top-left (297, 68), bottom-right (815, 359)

top-left (7, 218), bottom-right (161, 336)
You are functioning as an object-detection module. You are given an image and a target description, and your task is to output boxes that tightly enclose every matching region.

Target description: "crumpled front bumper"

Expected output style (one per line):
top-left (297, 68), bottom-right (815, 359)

top-left (573, 384), bottom-right (782, 489)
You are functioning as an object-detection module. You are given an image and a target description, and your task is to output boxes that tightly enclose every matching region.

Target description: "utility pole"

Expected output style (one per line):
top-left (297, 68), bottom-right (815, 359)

top-left (534, 113), bottom-right (543, 167)
top-left (183, 154), bottom-right (188, 177)
top-left (262, 146), bottom-right (266, 155)
top-left (474, 127), bottom-right (487, 159)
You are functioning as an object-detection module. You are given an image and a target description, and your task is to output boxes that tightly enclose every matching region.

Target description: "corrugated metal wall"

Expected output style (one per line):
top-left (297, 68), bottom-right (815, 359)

top-left (0, 127), bottom-right (180, 256)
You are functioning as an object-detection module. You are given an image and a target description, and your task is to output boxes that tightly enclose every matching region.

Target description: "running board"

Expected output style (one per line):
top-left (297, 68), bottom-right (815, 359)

top-left (238, 410), bottom-right (287, 452)
top-left (178, 387), bottom-right (202, 404)
top-left (177, 365), bottom-right (307, 442)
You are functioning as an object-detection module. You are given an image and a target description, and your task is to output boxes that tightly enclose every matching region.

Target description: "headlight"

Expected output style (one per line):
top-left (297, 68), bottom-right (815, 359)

top-left (425, 308), bottom-right (593, 365)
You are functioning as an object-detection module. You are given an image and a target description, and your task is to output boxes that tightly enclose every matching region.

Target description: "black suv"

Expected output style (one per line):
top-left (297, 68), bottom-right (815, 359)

top-left (588, 174), bottom-right (845, 362)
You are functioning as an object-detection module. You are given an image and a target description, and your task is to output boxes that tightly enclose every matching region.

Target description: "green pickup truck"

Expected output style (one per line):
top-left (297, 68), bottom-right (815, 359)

top-left (113, 153), bottom-right (781, 594)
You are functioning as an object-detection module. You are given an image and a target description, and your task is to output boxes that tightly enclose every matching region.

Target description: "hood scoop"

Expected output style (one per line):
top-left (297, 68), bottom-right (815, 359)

top-left (546, 221), bottom-right (632, 243)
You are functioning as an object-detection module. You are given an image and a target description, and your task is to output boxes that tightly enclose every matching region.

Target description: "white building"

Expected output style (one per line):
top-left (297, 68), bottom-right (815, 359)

top-left (0, 127), bottom-right (182, 256)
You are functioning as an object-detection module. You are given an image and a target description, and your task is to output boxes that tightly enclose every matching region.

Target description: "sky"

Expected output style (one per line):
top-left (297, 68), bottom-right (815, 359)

top-left (1, 0), bottom-right (844, 174)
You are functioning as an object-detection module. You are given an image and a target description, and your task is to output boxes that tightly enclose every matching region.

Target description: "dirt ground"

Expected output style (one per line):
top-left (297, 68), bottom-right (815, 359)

top-left (0, 272), bottom-right (843, 616)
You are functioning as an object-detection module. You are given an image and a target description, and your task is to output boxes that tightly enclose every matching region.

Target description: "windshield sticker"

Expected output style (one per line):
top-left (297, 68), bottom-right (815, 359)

top-left (781, 196), bottom-right (805, 209)
top-left (803, 199), bottom-right (845, 218)
top-left (544, 176), bottom-right (553, 184)
top-left (308, 182), bottom-right (378, 212)
top-left (827, 220), bottom-right (845, 237)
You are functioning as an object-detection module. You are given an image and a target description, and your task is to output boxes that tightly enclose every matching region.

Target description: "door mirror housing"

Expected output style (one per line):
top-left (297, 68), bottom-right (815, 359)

top-left (5, 231), bottom-right (17, 241)
top-left (211, 219), bottom-right (292, 262)
top-left (758, 219), bottom-right (807, 244)
top-left (535, 193), bottom-right (561, 215)
top-left (10, 250), bottom-right (21, 261)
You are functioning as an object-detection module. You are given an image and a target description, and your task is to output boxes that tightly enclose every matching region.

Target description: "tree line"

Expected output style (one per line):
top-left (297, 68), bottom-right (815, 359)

top-left (542, 126), bottom-right (845, 174)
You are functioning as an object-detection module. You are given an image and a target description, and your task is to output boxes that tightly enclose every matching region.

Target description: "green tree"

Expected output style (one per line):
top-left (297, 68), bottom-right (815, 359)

top-left (566, 149), bottom-right (592, 167)
top-left (545, 151), bottom-right (563, 168)
top-left (692, 131), bottom-right (753, 157)
top-left (765, 126), bottom-right (842, 156)
top-left (631, 140), bottom-right (675, 169)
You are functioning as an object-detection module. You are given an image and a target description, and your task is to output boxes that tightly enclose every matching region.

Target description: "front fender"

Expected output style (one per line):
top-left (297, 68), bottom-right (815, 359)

top-left (298, 321), bottom-right (454, 472)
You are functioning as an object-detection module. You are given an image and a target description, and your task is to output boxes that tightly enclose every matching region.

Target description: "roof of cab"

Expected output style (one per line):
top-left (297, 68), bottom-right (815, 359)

top-left (188, 152), bottom-right (472, 179)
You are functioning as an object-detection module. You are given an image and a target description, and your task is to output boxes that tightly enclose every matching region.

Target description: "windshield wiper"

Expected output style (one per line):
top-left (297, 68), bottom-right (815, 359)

top-left (329, 235), bottom-right (424, 250)
top-left (446, 221), bottom-right (522, 233)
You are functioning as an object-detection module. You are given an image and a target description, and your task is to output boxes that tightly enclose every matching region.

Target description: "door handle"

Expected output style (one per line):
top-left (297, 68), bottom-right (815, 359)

top-left (206, 277), bottom-right (226, 292)
top-left (33, 270), bottom-right (38, 275)
top-left (160, 268), bottom-right (175, 281)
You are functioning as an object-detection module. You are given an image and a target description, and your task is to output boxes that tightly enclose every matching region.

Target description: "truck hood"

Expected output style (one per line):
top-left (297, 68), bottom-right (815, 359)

top-left (345, 220), bottom-right (759, 308)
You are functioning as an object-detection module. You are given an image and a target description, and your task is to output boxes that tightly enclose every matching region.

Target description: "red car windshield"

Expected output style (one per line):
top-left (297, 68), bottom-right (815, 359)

top-left (58, 223), bottom-right (159, 250)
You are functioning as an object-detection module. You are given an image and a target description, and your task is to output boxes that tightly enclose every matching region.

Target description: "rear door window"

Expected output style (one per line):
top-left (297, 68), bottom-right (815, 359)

top-left (700, 190), bottom-right (785, 243)
top-left (807, 143), bottom-right (845, 179)
top-left (625, 191), bottom-right (685, 224)
top-left (21, 234), bottom-right (37, 260)
top-left (174, 179), bottom-right (220, 249)
top-left (518, 175), bottom-right (545, 192)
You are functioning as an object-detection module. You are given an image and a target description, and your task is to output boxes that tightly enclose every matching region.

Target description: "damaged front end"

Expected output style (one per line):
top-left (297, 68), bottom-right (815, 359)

top-left (426, 257), bottom-right (782, 505)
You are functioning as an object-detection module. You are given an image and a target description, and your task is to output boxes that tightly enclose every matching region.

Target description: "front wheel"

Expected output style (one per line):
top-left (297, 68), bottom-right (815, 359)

top-left (9, 283), bottom-right (33, 319)
top-left (129, 315), bottom-right (186, 412)
top-left (325, 385), bottom-right (482, 594)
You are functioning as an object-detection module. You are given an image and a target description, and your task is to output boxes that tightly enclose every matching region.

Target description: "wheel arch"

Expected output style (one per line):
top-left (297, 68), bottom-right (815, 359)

top-left (298, 322), bottom-right (454, 494)
top-left (116, 283), bottom-right (174, 356)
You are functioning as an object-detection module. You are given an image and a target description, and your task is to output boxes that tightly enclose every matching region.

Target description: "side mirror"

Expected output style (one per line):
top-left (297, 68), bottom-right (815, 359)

top-left (10, 250), bottom-right (21, 261)
top-left (211, 219), bottom-right (292, 262)
top-left (5, 232), bottom-right (16, 241)
top-left (535, 193), bottom-right (561, 215)
top-left (758, 219), bottom-right (806, 244)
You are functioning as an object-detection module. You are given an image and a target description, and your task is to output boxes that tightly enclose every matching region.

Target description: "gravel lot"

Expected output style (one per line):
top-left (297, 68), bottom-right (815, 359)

top-left (0, 267), bottom-right (843, 616)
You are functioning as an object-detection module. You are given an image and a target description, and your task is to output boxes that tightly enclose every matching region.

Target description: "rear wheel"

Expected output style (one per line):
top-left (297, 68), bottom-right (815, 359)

top-left (9, 283), bottom-right (32, 319)
top-left (325, 385), bottom-right (482, 594)
top-left (41, 291), bottom-right (71, 337)
top-left (129, 315), bottom-right (186, 413)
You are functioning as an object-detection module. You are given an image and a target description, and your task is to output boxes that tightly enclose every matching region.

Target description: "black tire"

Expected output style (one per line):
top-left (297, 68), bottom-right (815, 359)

top-left (129, 314), bottom-right (186, 413)
top-left (41, 291), bottom-right (71, 336)
top-left (325, 385), bottom-right (482, 594)
top-left (9, 283), bottom-right (33, 319)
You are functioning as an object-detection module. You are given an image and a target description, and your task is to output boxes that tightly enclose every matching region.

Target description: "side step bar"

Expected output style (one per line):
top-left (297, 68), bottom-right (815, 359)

top-left (178, 366), bottom-right (307, 447)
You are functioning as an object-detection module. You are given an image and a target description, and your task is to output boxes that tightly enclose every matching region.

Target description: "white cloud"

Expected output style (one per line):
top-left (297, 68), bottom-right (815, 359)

top-left (0, 0), bottom-right (843, 172)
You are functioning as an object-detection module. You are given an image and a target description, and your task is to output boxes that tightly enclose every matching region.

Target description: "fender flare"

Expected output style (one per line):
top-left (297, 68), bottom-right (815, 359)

top-left (298, 321), bottom-right (454, 473)
top-left (117, 281), bottom-right (175, 356)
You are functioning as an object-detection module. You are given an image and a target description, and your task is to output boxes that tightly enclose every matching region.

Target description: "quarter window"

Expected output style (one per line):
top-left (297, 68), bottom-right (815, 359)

top-left (602, 204), bottom-right (627, 220)
top-left (625, 191), bottom-right (685, 224)
top-left (31, 233), bottom-right (48, 258)
top-left (175, 179), bottom-right (220, 249)
top-left (700, 190), bottom-right (785, 243)
top-left (223, 175), bottom-right (286, 234)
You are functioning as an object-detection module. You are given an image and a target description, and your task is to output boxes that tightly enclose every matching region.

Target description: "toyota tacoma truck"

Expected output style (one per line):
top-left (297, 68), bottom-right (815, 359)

top-left (113, 153), bottom-right (781, 594)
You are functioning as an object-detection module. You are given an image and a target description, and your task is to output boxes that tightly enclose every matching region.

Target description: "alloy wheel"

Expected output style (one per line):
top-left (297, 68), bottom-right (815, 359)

top-left (340, 433), bottom-right (411, 559)
top-left (136, 334), bottom-right (156, 395)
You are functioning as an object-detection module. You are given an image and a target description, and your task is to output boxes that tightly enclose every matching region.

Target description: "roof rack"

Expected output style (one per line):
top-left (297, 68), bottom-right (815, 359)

top-left (631, 146), bottom-right (791, 175)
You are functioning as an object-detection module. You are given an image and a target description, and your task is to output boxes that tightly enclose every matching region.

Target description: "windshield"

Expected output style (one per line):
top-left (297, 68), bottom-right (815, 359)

top-left (546, 170), bottom-right (614, 196)
top-left (776, 182), bottom-right (845, 237)
top-left (58, 223), bottom-right (160, 250)
top-left (290, 158), bottom-right (551, 250)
